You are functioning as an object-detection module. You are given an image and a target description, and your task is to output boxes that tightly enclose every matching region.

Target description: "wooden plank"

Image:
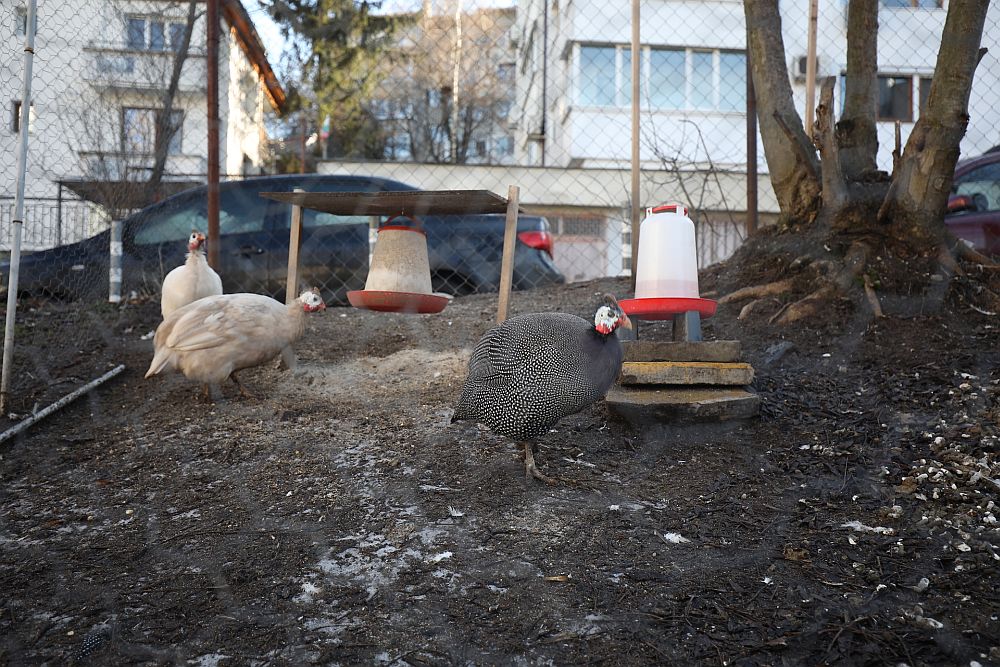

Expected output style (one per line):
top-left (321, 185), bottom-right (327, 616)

top-left (496, 185), bottom-right (520, 323)
top-left (623, 340), bottom-right (742, 363)
top-left (619, 361), bottom-right (754, 386)
top-left (286, 195), bottom-right (303, 304)
top-left (259, 189), bottom-right (509, 217)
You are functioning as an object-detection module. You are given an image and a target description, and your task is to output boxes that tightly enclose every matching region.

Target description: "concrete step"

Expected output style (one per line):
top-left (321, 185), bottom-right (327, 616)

top-left (605, 386), bottom-right (761, 423)
top-left (619, 361), bottom-right (755, 386)
top-left (623, 340), bottom-right (741, 363)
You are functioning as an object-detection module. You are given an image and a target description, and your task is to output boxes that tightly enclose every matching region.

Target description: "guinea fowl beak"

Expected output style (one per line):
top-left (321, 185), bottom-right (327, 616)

top-left (619, 311), bottom-right (633, 330)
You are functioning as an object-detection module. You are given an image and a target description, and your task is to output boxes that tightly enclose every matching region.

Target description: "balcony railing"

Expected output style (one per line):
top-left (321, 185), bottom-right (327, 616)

top-left (82, 43), bottom-right (207, 93)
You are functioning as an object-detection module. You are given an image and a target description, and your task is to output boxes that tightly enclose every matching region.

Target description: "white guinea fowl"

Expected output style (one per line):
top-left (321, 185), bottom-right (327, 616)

top-left (144, 288), bottom-right (326, 399)
top-left (160, 231), bottom-right (223, 319)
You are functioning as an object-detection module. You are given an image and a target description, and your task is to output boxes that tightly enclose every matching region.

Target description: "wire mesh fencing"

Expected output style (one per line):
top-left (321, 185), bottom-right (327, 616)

top-left (1, 1), bottom-right (999, 305)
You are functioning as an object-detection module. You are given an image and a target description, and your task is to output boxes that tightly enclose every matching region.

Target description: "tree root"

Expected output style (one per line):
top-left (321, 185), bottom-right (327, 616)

top-left (719, 278), bottom-right (795, 304)
top-left (863, 276), bottom-right (884, 318)
top-left (738, 298), bottom-right (778, 320)
top-left (954, 241), bottom-right (1000, 268)
top-left (771, 285), bottom-right (839, 325)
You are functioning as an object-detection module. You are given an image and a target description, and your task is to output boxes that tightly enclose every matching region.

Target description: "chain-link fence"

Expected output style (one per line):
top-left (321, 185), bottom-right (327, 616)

top-left (2, 1), bottom-right (999, 303)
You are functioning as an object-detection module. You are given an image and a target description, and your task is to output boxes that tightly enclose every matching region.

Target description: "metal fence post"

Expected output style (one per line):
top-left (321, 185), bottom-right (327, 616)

top-left (0, 0), bottom-right (37, 415)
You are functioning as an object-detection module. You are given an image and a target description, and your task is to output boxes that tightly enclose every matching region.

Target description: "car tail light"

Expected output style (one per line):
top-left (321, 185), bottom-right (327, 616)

top-left (517, 230), bottom-right (554, 258)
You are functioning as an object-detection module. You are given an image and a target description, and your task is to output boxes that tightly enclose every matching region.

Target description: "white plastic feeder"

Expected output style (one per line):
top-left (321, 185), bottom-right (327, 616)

top-left (620, 203), bottom-right (716, 334)
top-left (347, 218), bottom-right (449, 313)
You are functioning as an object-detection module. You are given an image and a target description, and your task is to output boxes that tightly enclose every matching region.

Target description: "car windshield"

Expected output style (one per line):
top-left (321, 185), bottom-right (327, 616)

top-left (133, 187), bottom-right (269, 245)
top-left (953, 161), bottom-right (1000, 212)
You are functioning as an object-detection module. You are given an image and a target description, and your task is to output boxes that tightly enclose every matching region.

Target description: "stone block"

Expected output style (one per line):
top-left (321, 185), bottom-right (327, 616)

top-left (605, 386), bottom-right (761, 423)
top-left (619, 361), bottom-right (754, 386)
top-left (622, 340), bottom-right (741, 363)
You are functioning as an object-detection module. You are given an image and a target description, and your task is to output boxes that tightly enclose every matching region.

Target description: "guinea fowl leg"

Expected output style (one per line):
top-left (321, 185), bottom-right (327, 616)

top-left (230, 372), bottom-right (255, 399)
top-left (522, 442), bottom-right (558, 485)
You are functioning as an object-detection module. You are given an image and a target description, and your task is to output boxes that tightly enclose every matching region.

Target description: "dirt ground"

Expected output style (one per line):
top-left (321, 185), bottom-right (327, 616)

top-left (1, 248), bottom-right (999, 665)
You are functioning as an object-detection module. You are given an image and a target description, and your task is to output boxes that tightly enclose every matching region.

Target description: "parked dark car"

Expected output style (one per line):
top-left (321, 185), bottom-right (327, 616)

top-left (1, 175), bottom-right (564, 302)
top-left (946, 150), bottom-right (1000, 255)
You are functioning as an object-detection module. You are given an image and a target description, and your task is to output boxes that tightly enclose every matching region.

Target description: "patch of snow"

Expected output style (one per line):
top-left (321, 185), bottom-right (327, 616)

top-left (187, 654), bottom-right (229, 667)
top-left (841, 521), bottom-right (895, 535)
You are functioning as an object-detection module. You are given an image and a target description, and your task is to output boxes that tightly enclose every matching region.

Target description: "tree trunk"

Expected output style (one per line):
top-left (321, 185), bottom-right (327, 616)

top-left (838, 0), bottom-right (879, 181)
top-left (885, 0), bottom-right (989, 247)
top-left (148, 0), bottom-right (199, 193)
top-left (744, 0), bottom-right (821, 222)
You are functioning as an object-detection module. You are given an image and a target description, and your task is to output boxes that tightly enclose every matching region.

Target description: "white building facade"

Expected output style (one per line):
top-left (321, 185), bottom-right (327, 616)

top-left (513, 0), bottom-right (1000, 173)
top-left (0, 0), bottom-right (284, 247)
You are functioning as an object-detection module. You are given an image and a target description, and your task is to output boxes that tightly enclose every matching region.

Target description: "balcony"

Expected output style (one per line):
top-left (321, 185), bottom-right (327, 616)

top-left (82, 42), bottom-right (208, 94)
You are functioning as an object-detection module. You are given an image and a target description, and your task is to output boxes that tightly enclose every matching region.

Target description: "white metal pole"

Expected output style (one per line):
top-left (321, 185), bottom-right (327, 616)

top-left (109, 219), bottom-right (123, 303)
top-left (0, 365), bottom-right (125, 445)
top-left (1, 0), bottom-right (37, 415)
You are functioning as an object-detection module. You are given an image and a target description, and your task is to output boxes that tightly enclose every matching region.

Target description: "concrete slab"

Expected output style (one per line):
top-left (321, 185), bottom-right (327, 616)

top-left (605, 386), bottom-right (761, 423)
top-left (623, 340), bottom-right (741, 363)
top-left (620, 361), bottom-right (755, 386)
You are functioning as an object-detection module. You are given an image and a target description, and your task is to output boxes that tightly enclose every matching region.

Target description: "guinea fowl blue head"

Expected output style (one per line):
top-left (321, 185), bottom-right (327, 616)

top-left (593, 294), bottom-right (632, 336)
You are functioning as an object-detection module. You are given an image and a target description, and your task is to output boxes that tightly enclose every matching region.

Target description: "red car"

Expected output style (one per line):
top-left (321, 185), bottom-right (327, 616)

top-left (946, 150), bottom-right (1000, 255)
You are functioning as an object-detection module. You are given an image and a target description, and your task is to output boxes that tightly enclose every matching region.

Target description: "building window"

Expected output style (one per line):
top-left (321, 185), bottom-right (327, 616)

top-left (11, 100), bottom-right (34, 133)
top-left (581, 44), bottom-right (746, 113)
top-left (149, 21), bottom-right (166, 50)
top-left (126, 17), bottom-right (145, 49)
top-left (878, 75), bottom-right (912, 121)
top-left (126, 16), bottom-right (186, 51)
top-left (169, 23), bottom-right (187, 52)
top-left (690, 51), bottom-right (714, 110)
top-left (719, 51), bottom-right (747, 112)
top-left (579, 46), bottom-right (617, 106)
top-left (919, 76), bottom-right (933, 112)
top-left (122, 107), bottom-right (183, 155)
top-left (649, 48), bottom-right (685, 109)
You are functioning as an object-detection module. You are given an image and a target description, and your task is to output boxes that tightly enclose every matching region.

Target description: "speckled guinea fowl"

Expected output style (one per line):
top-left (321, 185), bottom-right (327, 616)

top-left (453, 294), bottom-right (632, 483)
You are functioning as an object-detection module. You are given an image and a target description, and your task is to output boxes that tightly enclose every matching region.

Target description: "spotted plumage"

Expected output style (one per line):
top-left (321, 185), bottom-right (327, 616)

top-left (453, 294), bottom-right (631, 483)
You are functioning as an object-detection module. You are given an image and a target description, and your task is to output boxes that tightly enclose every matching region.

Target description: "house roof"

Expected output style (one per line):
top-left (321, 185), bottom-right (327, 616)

top-left (221, 0), bottom-right (287, 114)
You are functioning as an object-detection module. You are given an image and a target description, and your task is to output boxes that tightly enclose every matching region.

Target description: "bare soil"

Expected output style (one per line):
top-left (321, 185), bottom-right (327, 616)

top-left (1, 251), bottom-right (999, 666)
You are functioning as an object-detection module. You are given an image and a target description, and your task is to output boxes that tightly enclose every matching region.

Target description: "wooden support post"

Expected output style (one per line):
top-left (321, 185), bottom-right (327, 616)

top-left (496, 185), bottom-right (520, 323)
top-left (286, 188), bottom-right (304, 305)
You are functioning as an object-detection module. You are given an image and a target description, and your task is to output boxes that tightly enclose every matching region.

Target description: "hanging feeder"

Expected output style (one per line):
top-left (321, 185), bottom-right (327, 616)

top-left (620, 203), bottom-right (717, 322)
top-left (347, 216), bottom-right (450, 314)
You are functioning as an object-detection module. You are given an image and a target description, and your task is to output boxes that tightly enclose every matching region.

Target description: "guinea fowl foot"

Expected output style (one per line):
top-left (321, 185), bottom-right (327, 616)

top-left (522, 442), bottom-right (559, 486)
top-left (230, 373), bottom-right (256, 400)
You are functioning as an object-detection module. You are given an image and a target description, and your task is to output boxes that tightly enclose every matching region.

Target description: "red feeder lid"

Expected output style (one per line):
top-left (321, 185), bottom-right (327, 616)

top-left (378, 214), bottom-right (425, 234)
top-left (649, 203), bottom-right (688, 216)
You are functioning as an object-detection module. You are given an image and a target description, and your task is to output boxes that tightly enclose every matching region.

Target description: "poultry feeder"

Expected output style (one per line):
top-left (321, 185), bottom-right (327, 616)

top-left (619, 203), bottom-right (716, 339)
top-left (609, 203), bottom-right (759, 424)
top-left (347, 217), bottom-right (450, 314)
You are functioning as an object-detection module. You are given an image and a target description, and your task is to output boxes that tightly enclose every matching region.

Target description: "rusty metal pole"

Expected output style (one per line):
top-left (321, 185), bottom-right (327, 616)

top-left (746, 47), bottom-right (758, 236)
top-left (630, 0), bottom-right (641, 290)
top-left (206, 0), bottom-right (220, 269)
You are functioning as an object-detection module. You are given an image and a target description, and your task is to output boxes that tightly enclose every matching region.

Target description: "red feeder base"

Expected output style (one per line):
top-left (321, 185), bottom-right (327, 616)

top-left (619, 297), bottom-right (717, 321)
top-left (347, 290), bottom-right (450, 314)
